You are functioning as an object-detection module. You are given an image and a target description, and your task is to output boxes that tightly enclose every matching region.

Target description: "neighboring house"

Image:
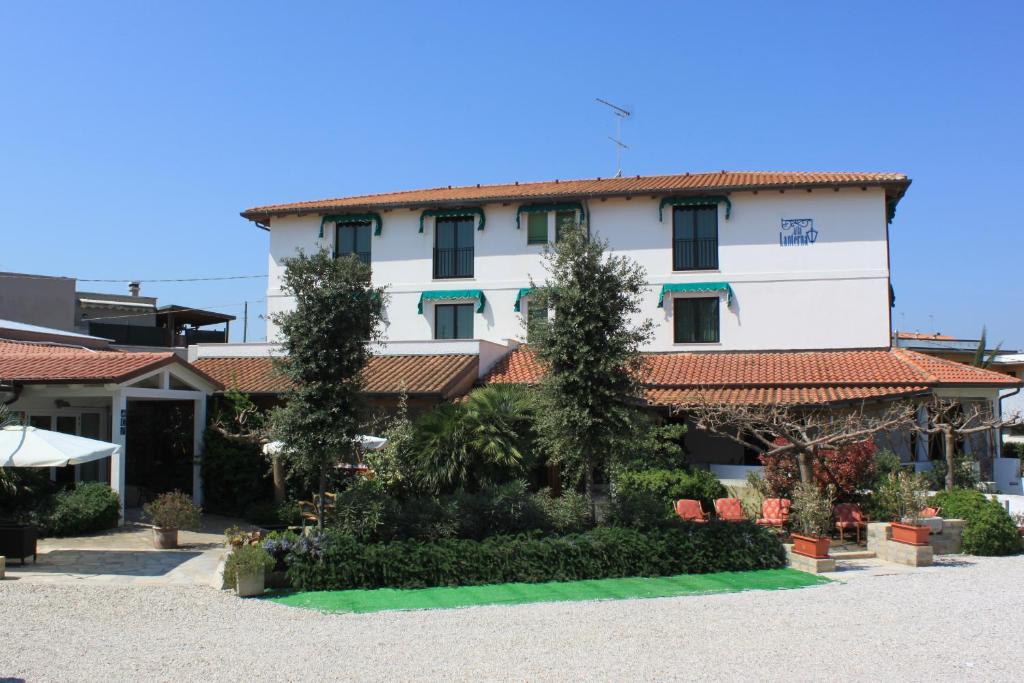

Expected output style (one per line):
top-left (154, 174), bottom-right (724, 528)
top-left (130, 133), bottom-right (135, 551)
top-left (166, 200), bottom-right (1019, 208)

top-left (198, 170), bottom-right (1019, 482)
top-left (0, 322), bottom-right (221, 520)
top-left (893, 330), bottom-right (1024, 442)
top-left (0, 272), bottom-right (234, 351)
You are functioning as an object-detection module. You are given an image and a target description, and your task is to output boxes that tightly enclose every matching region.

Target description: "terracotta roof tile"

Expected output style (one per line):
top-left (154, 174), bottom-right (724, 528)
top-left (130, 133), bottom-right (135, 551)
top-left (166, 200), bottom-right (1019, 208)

top-left (242, 170), bottom-right (910, 221)
top-left (0, 339), bottom-right (192, 384)
top-left (193, 354), bottom-right (479, 398)
top-left (484, 346), bottom-right (1019, 406)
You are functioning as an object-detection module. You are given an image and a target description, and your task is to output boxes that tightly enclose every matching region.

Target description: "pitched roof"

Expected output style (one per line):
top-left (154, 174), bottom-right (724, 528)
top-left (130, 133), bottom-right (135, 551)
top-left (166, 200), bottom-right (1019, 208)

top-left (895, 332), bottom-right (956, 341)
top-left (192, 354), bottom-right (479, 398)
top-left (242, 170), bottom-right (910, 222)
top-left (484, 346), bottom-right (1019, 406)
top-left (0, 339), bottom-right (220, 386)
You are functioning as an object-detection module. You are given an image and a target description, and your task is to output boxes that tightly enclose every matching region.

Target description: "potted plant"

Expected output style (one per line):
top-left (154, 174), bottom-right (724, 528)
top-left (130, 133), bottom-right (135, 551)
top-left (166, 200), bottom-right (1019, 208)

top-left (142, 491), bottom-right (201, 549)
top-left (790, 483), bottom-right (835, 559)
top-left (889, 471), bottom-right (931, 546)
top-left (224, 544), bottom-right (275, 597)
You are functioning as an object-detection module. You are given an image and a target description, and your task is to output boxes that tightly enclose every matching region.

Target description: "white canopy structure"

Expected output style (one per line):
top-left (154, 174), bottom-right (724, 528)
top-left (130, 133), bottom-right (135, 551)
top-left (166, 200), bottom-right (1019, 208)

top-left (0, 425), bottom-right (121, 468)
top-left (261, 435), bottom-right (388, 457)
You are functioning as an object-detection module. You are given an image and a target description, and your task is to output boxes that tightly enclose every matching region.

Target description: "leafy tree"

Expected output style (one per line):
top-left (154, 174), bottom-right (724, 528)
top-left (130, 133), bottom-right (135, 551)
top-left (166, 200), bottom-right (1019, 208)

top-left (269, 249), bottom-right (386, 527)
top-left (528, 223), bottom-right (653, 513)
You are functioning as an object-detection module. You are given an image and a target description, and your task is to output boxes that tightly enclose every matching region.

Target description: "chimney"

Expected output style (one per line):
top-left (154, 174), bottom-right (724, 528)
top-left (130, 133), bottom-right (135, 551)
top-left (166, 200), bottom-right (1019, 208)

top-left (128, 281), bottom-right (140, 297)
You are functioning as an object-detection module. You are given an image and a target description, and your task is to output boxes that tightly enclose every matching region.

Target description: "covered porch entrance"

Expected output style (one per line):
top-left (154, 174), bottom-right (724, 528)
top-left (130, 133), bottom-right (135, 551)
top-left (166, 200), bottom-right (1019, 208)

top-left (4, 357), bottom-right (220, 521)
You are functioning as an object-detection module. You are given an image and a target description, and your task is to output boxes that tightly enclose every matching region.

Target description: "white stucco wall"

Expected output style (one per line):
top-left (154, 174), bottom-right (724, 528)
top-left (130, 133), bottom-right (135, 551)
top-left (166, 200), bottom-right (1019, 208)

top-left (264, 187), bottom-right (892, 352)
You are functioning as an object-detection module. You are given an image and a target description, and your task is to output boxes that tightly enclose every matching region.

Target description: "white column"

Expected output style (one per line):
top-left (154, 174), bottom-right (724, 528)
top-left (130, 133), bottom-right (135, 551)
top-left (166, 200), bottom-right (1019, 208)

top-left (110, 390), bottom-right (127, 524)
top-left (192, 396), bottom-right (206, 506)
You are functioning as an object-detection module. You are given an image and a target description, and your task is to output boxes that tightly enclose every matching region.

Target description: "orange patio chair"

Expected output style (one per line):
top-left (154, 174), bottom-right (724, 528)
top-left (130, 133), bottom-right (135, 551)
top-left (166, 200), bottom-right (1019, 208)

top-left (833, 503), bottom-right (869, 544)
top-left (756, 498), bottom-right (792, 528)
top-left (921, 506), bottom-right (941, 518)
top-left (714, 497), bottom-right (747, 522)
top-left (673, 499), bottom-right (708, 523)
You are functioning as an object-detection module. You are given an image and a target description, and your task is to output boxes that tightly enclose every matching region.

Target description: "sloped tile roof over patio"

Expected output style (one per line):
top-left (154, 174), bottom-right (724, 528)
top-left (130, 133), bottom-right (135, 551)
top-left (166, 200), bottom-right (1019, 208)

top-left (192, 354), bottom-right (479, 400)
top-left (241, 170), bottom-right (911, 224)
top-left (482, 347), bottom-right (1021, 407)
top-left (0, 339), bottom-right (222, 387)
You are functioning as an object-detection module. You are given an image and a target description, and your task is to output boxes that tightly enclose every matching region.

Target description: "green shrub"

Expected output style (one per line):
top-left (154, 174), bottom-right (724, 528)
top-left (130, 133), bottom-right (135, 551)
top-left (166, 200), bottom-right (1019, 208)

top-left (615, 468), bottom-right (727, 509)
top-left (531, 488), bottom-right (590, 534)
top-left (224, 544), bottom-right (275, 589)
top-left (610, 468), bottom-right (728, 527)
top-left (143, 490), bottom-right (201, 530)
top-left (47, 483), bottom-right (120, 537)
top-left (286, 523), bottom-right (786, 591)
top-left (930, 489), bottom-right (1020, 556)
top-left (927, 454), bottom-right (979, 491)
top-left (200, 430), bottom-right (273, 517)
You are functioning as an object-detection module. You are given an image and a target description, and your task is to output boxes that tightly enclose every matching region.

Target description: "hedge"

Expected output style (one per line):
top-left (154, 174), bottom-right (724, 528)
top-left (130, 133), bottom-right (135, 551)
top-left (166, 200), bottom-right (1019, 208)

top-left (286, 522), bottom-right (786, 591)
top-left (46, 482), bottom-right (120, 537)
top-left (200, 429), bottom-right (273, 518)
top-left (930, 488), bottom-right (1021, 556)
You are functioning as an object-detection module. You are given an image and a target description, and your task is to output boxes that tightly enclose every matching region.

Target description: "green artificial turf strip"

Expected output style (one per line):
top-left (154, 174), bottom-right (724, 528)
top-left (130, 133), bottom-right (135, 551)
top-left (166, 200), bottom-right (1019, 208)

top-left (267, 569), bottom-right (830, 614)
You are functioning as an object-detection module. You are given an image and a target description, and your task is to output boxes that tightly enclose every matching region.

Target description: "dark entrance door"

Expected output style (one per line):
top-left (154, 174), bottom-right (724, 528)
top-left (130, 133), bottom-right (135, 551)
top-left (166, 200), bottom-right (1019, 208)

top-left (125, 400), bottom-right (194, 505)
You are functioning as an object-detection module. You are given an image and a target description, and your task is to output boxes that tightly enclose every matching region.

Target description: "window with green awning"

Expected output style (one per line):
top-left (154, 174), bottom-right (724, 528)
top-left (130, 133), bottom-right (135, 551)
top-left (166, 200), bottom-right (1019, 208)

top-left (657, 282), bottom-right (734, 308)
top-left (417, 289), bottom-right (487, 314)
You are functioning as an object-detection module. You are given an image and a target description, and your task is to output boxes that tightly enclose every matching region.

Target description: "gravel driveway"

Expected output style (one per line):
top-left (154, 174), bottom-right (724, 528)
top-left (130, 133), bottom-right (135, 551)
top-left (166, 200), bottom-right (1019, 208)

top-left (2, 556), bottom-right (1022, 681)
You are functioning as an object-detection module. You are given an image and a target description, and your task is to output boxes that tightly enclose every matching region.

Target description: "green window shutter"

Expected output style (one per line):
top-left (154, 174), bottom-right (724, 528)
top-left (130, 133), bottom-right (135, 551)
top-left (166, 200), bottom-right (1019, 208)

top-left (527, 212), bottom-right (548, 244)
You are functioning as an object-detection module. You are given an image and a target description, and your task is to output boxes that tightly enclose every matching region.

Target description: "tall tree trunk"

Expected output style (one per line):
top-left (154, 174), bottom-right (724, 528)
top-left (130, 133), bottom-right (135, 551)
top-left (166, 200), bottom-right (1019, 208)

top-left (797, 449), bottom-right (814, 484)
top-left (272, 456), bottom-right (286, 504)
top-left (316, 463), bottom-right (327, 531)
top-left (584, 465), bottom-right (596, 521)
top-left (945, 428), bottom-right (956, 492)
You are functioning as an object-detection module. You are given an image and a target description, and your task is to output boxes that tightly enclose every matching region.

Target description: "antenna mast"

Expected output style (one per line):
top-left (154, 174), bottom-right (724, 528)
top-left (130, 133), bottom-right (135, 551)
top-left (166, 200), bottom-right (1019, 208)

top-left (596, 97), bottom-right (631, 177)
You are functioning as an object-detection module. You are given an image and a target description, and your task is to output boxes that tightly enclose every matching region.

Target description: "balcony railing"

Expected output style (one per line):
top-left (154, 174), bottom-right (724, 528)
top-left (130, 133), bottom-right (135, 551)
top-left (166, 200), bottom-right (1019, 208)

top-left (433, 247), bottom-right (474, 279)
top-left (672, 238), bottom-right (718, 271)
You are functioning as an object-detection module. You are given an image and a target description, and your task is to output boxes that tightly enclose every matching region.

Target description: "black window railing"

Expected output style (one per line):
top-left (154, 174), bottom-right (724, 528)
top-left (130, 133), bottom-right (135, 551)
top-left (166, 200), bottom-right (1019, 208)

top-left (433, 247), bottom-right (474, 279)
top-left (673, 238), bottom-right (718, 271)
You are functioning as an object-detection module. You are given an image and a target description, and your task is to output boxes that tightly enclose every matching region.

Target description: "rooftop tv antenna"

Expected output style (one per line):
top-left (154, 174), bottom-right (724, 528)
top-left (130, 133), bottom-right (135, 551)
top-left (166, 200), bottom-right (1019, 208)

top-left (596, 97), bottom-right (631, 177)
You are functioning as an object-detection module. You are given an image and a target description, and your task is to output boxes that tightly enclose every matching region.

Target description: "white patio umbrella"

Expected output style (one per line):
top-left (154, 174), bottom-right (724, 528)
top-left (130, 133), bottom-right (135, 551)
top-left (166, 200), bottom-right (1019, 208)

top-left (0, 425), bottom-right (120, 468)
top-left (261, 435), bottom-right (388, 457)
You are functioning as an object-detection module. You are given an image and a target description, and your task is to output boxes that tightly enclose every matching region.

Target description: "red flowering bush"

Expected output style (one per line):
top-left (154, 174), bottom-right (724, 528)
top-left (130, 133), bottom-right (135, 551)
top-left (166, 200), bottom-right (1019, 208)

top-left (759, 439), bottom-right (877, 501)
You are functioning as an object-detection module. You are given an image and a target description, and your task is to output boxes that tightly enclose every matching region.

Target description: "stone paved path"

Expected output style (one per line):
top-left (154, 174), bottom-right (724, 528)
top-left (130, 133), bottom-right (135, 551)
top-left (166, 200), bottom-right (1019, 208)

top-left (2, 513), bottom-right (252, 587)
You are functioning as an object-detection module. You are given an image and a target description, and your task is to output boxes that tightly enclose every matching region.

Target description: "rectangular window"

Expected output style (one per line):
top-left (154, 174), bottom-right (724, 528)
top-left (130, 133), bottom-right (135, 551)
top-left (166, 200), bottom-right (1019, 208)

top-left (555, 210), bottom-right (576, 242)
top-left (672, 205), bottom-right (718, 270)
top-left (527, 212), bottom-right (548, 245)
top-left (526, 302), bottom-right (548, 341)
top-left (434, 218), bottom-right (475, 278)
top-left (435, 303), bottom-right (474, 339)
top-left (673, 297), bottom-right (719, 343)
top-left (335, 223), bottom-right (371, 265)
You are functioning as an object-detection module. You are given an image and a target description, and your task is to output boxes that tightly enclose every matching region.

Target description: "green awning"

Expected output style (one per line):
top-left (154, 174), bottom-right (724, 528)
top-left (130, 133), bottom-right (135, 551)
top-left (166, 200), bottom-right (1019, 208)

top-left (419, 207), bottom-right (486, 233)
top-left (657, 282), bottom-right (734, 308)
top-left (515, 202), bottom-right (586, 230)
top-left (417, 289), bottom-right (487, 314)
top-left (513, 288), bottom-right (533, 312)
top-left (319, 212), bottom-right (384, 237)
top-left (658, 196), bottom-right (732, 222)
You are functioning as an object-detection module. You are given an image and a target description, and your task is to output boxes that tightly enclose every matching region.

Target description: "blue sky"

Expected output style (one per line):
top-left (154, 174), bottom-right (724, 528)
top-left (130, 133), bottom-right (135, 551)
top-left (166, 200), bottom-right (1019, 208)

top-left (1, 1), bottom-right (1021, 345)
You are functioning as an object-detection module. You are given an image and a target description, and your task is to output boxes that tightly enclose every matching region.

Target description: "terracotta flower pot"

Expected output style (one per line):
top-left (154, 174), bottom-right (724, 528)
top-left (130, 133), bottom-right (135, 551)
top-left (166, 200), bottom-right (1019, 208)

top-left (153, 527), bottom-right (178, 549)
top-left (891, 522), bottom-right (930, 546)
top-left (236, 569), bottom-right (265, 598)
top-left (792, 533), bottom-right (830, 559)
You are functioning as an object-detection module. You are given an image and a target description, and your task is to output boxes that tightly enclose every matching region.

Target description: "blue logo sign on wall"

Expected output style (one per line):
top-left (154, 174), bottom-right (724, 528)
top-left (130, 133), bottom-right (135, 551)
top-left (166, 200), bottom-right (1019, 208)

top-left (780, 218), bottom-right (818, 247)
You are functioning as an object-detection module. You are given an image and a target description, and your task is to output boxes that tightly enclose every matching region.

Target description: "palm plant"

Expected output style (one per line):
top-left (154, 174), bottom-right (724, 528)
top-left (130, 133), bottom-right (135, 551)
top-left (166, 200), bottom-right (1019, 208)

top-left (412, 385), bottom-right (537, 493)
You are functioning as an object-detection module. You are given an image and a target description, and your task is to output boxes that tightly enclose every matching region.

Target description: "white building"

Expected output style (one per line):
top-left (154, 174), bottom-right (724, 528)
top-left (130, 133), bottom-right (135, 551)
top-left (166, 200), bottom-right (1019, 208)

top-left (251, 171), bottom-right (902, 353)
top-left (187, 170), bottom-right (1021, 487)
